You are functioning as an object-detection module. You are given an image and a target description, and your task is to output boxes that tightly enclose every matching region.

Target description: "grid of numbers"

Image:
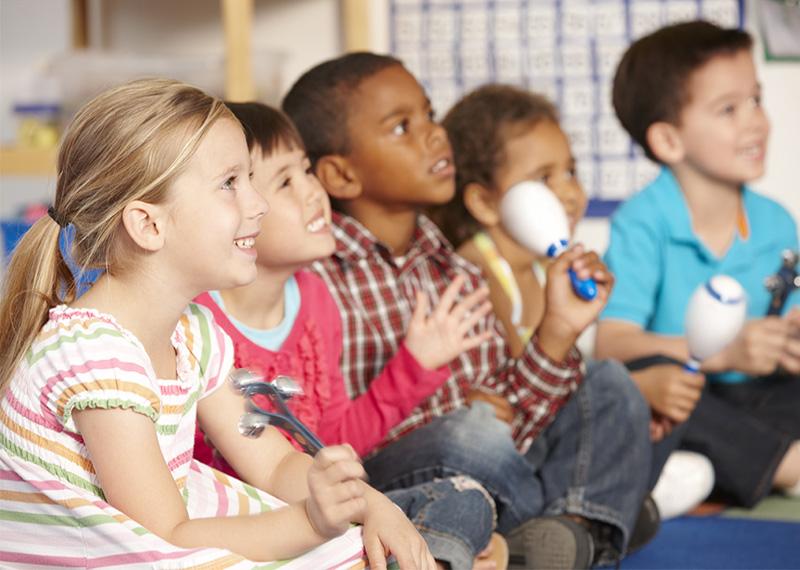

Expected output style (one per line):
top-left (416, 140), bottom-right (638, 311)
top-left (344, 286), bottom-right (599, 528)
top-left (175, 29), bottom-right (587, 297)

top-left (389, 0), bottom-right (743, 216)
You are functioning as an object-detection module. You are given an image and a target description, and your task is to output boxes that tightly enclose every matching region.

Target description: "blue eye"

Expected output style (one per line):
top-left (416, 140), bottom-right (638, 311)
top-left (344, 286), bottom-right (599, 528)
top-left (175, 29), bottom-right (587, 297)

top-left (221, 176), bottom-right (236, 191)
top-left (721, 104), bottom-right (736, 116)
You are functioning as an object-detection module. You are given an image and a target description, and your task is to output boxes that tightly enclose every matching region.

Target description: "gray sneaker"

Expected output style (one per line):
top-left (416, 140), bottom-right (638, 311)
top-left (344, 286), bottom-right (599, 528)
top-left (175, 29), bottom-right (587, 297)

top-left (507, 515), bottom-right (594, 569)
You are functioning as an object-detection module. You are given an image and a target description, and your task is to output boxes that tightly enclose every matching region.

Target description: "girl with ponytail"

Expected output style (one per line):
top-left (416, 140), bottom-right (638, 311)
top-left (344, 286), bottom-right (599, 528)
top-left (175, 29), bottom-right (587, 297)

top-left (0, 79), bottom-right (432, 569)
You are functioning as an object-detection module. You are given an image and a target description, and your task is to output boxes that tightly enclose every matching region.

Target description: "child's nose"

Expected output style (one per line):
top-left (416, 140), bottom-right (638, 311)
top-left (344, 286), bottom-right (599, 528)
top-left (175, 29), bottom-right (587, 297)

top-left (426, 122), bottom-right (448, 151)
top-left (303, 173), bottom-right (327, 203)
top-left (554, 180), bottom-right (584, 208)
top-left (751, 107), bottom-right (770, 134)
top-left (244, 178), bottom-right (269, 219)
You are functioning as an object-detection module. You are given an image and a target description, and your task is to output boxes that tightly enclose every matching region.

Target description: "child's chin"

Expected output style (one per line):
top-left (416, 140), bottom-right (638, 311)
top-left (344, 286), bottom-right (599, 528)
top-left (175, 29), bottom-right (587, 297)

top-left (229, 271), bottom-right (258, 289)
top-left (426, 187), bottom-right (457, 206)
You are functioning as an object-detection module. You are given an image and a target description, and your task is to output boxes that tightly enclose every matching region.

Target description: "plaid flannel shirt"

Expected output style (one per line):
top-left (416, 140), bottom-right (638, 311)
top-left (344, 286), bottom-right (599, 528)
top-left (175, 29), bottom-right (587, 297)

top-left (312, 212), bottom-right (585, 454)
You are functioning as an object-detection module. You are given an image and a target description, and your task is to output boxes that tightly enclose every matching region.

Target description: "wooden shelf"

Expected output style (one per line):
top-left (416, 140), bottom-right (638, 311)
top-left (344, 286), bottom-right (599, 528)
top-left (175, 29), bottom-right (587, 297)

top-left (0, 147), bottom-right (57, 177)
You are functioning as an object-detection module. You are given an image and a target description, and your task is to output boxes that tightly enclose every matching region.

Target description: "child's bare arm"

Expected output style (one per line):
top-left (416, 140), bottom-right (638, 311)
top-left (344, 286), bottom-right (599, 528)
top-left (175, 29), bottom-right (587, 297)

top-left (598, 312), bottom-right (791, 378)
top-left (196, 384), bottom-right (433, 566)
top-left (704, 317), bottom-right (789, 376)
top-left (403, 274), bottom-right (494, 369)
top-left (73, 407), bottom-right (333, 561)
top-left (197, 378), bottom-right (311, 499)
top-left (595, 320), bottom-right (690, 363)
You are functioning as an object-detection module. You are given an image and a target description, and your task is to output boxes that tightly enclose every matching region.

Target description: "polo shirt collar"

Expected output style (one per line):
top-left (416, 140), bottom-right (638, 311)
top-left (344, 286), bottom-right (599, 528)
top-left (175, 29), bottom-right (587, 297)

top-left (654, 167), bottom-right (762, 259)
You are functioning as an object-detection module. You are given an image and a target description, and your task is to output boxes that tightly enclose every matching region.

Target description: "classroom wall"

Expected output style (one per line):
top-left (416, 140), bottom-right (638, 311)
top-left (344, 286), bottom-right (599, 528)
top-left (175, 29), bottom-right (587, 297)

top-left (1, 0), bottom-right (799, 255)
top-left (369, 1), bottom-right (800, 253)
top-left (0, 0), bottom-right (342, 218)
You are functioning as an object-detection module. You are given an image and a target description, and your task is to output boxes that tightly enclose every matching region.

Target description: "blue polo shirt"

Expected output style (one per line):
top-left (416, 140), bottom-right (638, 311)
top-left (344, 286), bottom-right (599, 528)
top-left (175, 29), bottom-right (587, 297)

top-left (601, 167), bottom-right (800, 383)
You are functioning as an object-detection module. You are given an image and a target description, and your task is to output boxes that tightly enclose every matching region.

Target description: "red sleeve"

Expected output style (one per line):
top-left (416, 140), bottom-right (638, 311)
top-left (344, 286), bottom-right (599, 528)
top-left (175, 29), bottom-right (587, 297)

top-left (480, 313), bottom-right (584, 452)
top-left (305, 274), bottom-right (449, 457)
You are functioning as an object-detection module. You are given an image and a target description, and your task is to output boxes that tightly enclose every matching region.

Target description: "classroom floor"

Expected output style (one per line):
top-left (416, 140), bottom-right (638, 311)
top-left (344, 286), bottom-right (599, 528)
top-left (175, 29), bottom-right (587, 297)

top-left (620, 495), bottom-right (800, 569)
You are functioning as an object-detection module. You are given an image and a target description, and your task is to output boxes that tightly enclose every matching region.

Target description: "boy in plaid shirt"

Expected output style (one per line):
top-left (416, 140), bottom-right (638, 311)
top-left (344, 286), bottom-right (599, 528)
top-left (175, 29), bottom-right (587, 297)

top-left (283, 53), bottom-right (653, 569)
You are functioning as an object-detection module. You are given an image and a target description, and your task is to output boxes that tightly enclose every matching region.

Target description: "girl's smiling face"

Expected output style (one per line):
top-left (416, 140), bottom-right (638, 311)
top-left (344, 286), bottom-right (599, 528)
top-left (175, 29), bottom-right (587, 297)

top-left (162, 118), bottom-right (268, 294)
top-left (494, 119), bottom-right (587, 236)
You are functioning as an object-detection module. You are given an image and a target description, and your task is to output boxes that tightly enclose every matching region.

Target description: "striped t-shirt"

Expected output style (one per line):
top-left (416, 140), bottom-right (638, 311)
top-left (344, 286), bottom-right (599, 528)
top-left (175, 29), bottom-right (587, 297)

top-left (0, 304), bottom-right (366, 569)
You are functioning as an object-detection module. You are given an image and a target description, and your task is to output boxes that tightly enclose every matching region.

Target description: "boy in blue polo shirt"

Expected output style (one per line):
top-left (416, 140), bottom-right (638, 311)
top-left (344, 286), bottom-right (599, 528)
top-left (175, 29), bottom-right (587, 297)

top-left (596, 20), bottom-right (800, 508)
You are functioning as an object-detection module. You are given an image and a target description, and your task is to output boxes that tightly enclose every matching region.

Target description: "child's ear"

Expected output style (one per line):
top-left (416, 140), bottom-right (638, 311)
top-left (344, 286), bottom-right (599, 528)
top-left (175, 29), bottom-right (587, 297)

top-left (464, 182), bottom-right (501, 226)
top-left (121, 200), bottom-right (166, 252)
top-left (646, 121), bottom-right (685, 164)
top-left (315, 156), bottom-right (362, 201)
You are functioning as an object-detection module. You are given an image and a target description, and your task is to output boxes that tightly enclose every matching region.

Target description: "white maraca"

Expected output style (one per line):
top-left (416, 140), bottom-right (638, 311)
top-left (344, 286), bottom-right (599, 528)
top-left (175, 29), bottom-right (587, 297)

top-left (684, 275), bottom-right (747, 373)
top-left (499, 180), bottom-right (597, 300)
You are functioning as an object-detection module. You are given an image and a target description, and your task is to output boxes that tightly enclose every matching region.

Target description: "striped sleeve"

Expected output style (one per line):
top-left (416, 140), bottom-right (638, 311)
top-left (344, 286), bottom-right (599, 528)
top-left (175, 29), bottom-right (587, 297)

top-left (31, 319), bottom-right (162, 433)
top-left (180, 303), bottom-right (235, 399)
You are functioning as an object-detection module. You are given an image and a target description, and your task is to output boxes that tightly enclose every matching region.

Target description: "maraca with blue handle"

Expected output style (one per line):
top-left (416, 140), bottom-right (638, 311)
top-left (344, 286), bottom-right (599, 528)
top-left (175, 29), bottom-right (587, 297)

top-left (684, 275), bottom-right (747, 373)
top-left (499, 180), bottom-right (597, 300)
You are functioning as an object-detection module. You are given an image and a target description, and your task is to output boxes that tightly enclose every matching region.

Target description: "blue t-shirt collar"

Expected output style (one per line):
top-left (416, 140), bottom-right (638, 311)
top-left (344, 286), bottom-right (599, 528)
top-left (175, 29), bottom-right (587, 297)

top-left (653, 166), bottom-right (760, 264)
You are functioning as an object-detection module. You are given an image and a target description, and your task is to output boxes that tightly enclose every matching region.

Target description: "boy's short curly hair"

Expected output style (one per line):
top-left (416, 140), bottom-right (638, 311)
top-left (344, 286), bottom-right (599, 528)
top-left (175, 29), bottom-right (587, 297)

top-left (281, 52), bottom-right (402, 166)
top-left (431, 84), bottom-right (558, 248)
top-left (613, 20), bottom-right (752, 162)
top-left (225, 101), bottom-right (304, 156)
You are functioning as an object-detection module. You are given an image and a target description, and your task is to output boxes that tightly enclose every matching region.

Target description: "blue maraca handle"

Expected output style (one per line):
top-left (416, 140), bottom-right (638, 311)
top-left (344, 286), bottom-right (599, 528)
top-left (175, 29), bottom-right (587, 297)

top-left (568, 268), bottom-right (598, 301)
top-left (549, 240), bottom-right (598, 301)
top-left (683, 357), bottom-right (701, 374)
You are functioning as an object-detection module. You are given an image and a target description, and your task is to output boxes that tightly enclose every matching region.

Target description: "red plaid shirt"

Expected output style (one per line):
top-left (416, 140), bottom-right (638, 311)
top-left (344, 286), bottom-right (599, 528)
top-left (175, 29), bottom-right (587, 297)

top-left (312, 212), bottom-right (585, 454)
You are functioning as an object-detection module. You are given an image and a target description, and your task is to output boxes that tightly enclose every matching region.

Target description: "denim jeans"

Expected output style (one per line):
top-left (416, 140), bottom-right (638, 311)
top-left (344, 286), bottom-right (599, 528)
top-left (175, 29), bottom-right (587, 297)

top-left (385, 476), bottom-right (495, 570)
top-left (365, 359), bottom-right (652, 555)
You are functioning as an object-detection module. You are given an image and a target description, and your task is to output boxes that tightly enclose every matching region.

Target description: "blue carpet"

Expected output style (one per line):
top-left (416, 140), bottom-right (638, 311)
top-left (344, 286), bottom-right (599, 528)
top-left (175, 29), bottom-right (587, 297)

top-left (621, 516), bottom-right (800, 569)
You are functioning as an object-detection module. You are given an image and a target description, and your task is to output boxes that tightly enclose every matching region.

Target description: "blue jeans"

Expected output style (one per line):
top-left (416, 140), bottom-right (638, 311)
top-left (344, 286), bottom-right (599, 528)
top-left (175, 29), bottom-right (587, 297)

top-left (386, 476), bottom-right (495, 570)
top-left (365, 359), bottom-right (651, 554)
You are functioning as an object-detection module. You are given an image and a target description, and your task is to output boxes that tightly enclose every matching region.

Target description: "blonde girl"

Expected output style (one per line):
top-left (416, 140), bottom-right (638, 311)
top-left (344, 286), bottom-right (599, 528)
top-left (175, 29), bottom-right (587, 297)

top-left (0, 78), bottom-right (431, 569)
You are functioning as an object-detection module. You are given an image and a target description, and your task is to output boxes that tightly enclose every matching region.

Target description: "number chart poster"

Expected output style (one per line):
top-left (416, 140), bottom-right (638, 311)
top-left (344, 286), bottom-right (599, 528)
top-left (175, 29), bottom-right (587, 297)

top-left (388, 0), bottom-right (743, 216)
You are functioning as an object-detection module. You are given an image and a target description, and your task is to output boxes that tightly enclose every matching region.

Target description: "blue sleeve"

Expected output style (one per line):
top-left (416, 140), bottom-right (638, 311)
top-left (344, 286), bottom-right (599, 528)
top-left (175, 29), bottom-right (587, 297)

top-left (601, 198), bottom-right (663, 328)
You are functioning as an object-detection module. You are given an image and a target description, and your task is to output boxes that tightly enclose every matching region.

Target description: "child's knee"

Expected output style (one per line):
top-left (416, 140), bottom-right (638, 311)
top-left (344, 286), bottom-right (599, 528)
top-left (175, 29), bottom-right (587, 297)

top-left (587, 359), bottom-right (651, 430)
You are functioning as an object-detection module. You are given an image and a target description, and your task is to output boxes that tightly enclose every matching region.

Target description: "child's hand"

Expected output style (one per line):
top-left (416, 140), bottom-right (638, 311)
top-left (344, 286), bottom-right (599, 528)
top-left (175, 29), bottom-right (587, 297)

top-left (466, 388), bottom-right (515, 424)
top-left (305, 445), bottom-right (367, 538)
top-left (404, 275), bottom-right (494, 369)
top-left (539, 245), bottom-right (614, 348)
top-left (631, 364), bottom-right (705, 424)
top-left (649, 411), bottom-right (676, 442)
top-left (712, 317), bottom-right (789, 376)
top-left (361, 492), bottom-right (436, 570)
top-left (780, 308), bottom-right (800, 374)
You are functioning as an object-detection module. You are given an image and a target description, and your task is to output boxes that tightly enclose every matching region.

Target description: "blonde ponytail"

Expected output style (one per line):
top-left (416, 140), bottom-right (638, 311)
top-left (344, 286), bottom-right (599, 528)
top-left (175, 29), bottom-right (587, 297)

top-left (0, 217), bottom-right (75, 392)
top-left (0, 78), bottom-right (231, 393)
